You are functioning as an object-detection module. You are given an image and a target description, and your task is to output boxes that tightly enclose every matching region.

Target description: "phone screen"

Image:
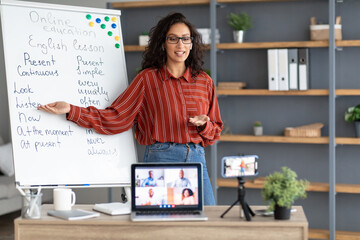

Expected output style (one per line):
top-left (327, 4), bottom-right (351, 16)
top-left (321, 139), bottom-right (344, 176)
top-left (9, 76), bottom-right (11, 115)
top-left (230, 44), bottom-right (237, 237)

top-left (222, 155), bottom-right (258, 178)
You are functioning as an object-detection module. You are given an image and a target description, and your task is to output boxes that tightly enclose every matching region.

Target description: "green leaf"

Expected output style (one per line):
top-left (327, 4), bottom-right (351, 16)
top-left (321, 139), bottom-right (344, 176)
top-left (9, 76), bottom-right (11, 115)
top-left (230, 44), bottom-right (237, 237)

top-left (262, 167), bottom-right (309, 211)
top-left (344, 105), bottom-right (360, 123)
top-left (227, 12), bottom-right (252, 31)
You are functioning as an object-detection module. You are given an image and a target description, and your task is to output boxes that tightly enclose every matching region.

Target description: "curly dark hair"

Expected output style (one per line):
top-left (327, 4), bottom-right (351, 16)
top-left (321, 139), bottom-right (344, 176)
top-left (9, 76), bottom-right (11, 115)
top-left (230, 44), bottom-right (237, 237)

top-left (141, 12), bottom-right (204, 76)
top-left (182, 188), bottom-right (194, 197)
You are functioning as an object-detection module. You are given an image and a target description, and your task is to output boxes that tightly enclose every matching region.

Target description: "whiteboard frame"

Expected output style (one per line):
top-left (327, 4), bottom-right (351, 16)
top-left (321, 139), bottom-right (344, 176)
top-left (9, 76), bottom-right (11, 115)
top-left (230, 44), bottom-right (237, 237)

top-left (0, 0), bottom-right (138, 189)
top-left (0, 0), bottom-right (121, 15)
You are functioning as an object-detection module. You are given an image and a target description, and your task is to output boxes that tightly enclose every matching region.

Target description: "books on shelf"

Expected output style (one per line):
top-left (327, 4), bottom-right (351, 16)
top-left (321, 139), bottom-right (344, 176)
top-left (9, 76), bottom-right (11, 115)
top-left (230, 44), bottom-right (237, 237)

top-left (288, 49), bottom-right (298, 90)
top-left (278, 49), bottom-right (289, 91)
top-left (267, 48), bottom-right (309, 91)
top-left (267, 49), bottom-right (279, 91)
top-left (298, 48), bottom-right (309, 91)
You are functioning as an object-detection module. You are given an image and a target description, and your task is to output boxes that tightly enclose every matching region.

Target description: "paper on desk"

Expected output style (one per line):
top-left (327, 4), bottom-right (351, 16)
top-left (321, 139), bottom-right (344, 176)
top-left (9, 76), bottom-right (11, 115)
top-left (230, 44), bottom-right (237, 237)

top-left (93, 201), bottom-right (131, 215)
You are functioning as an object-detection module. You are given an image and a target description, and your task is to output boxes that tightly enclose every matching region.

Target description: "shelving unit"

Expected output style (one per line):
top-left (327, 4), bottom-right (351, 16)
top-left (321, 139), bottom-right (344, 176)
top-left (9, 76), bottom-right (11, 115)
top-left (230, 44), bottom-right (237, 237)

top-left (213, 1), bottom-right (359, 240)
top-left (309, 229), bottom-right (360, 240)
top-left (220, 134), bottom-right (360, 145)
top-left (220, 134), bottom-right (329, 144)
top-left (124, 40), bottom-right (360, 52)
top-left (111, 1), bottom-right (360, 239)
top-left (124, 45), bottom-right (146, 52)
top-left (110, 0), bottom-right (304, 8)
top-left (214, 2), bottom-right (359, 240)
top-left (124, 44), bottom-right (210, 52)
top-left (217, 40), bottom-right (360, 49)
top-left (216, 89), bottom-right (360, 96)
top-left (217, 178), bottom-right (360, 194)
top-left (217, 89), bottom-right (360, 96)
top-left (110, 0), bottom-right (210, 8)
top-left (217, 89), bottom-right (330, 95)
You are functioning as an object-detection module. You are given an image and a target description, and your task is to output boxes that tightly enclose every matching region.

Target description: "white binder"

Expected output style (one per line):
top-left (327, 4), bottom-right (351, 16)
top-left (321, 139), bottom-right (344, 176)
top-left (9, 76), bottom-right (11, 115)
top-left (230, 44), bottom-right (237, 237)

top-left (278, 49), bottom-right (289, 91)
top-left (267, 49), bottom-right (279, 91)
top-left (288, 49), bottom-right (298, 90)
top-left (298, 48), bottom-right (309, 90)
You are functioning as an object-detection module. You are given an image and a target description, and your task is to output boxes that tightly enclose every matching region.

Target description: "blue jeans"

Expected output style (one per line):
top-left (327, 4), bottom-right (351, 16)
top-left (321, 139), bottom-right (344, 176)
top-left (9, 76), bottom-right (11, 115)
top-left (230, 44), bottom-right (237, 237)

top-left (143, 142), bottom-right (215, 206)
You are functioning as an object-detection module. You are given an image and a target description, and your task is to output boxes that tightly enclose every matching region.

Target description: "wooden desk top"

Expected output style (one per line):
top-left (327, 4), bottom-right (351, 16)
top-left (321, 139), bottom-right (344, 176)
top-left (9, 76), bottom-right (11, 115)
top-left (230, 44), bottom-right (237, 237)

top-left (15, 205), bottom-right (308, 240)
top-left (16, 204), bottom-right (308, 226)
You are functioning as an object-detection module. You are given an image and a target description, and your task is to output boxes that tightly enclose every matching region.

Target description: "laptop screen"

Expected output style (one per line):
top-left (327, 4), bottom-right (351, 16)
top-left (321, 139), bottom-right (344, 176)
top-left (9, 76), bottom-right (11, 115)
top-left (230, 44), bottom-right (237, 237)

top-left (131, 163), bottom-right (203, 211)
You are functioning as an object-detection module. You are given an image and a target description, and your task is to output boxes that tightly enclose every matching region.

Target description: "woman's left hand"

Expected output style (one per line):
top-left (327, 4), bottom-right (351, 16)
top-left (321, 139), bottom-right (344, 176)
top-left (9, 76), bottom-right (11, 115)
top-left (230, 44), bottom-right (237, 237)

top-left (189, 115), bottom-right (210, 127)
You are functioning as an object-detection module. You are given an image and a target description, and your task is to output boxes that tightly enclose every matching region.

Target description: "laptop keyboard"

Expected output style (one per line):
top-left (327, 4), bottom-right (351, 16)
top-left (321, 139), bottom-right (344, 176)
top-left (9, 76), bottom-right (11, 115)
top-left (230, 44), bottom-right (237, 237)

top-left (136, 211), bottom-right (201, 216)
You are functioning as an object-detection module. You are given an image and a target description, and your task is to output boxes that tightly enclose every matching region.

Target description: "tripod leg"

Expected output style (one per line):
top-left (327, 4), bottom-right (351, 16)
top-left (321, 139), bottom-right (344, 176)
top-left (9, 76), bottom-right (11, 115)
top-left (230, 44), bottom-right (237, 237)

top-left (239, 196), bottom-right (251, 221)
top-left (220, 199), bottom-right (239, 218)
top-left (246, 203), bottom-right (255, 217)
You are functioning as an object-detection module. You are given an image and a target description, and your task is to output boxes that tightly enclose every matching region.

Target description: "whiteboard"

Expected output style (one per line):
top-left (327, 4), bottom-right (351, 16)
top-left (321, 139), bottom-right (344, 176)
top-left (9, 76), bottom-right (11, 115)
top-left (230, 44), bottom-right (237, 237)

top-left (0, 0), bottom-right (137, 188)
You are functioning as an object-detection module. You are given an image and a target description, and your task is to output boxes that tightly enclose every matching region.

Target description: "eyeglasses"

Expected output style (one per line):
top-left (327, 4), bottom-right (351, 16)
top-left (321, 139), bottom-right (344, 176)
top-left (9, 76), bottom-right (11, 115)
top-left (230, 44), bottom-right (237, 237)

top-left (166, 36), bottom-right (193, 44)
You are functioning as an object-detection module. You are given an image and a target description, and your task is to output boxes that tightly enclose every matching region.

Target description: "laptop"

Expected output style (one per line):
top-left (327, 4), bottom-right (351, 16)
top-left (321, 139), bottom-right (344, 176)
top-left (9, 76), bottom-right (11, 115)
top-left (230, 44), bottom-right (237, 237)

top-left (130, 162), bottom-right (208, 222)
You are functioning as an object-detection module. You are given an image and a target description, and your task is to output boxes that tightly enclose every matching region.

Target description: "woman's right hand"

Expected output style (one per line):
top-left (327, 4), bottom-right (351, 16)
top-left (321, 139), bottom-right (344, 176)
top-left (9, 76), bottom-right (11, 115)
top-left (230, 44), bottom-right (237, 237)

top-left (37, 101), bottom-right (71, 115)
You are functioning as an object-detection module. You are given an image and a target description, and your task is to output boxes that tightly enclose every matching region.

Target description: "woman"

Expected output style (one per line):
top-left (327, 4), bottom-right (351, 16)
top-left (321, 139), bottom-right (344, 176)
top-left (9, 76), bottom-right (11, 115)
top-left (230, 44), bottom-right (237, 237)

top-left (181, 188), bottom-right (196, 205)
top-left (38, 12), bottom-right (223, 205)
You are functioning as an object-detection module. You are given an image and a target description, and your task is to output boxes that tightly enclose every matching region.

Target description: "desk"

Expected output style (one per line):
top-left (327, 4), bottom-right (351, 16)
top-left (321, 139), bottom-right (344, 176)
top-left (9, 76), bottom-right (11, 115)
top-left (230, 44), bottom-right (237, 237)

top-left (15, 205), bottom-right (308, 240)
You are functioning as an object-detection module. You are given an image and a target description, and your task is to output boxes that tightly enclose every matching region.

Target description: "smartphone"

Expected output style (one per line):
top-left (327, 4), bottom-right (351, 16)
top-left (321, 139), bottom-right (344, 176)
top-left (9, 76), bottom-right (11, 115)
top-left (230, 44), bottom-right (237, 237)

top-left (221, 155), bottom-right (258, 178)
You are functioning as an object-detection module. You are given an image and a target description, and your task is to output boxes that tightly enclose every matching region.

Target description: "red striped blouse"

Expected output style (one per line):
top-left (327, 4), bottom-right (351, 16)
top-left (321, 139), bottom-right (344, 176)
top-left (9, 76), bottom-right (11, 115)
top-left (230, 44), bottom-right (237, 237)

top-left (66, 65), bottom-right (223, 147)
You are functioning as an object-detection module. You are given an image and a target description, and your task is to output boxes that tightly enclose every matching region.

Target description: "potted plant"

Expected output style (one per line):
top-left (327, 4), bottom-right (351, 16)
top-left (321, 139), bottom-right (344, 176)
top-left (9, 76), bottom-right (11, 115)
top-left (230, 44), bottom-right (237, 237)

top-left (204, 69), bottom-right (211, 76)
top-left (253, 121), bottom-right (263, 136)
top-left (227, 12), bottom-right (252, 43)
top-left (344, 104), bottom-right (360, 138)
top-left (139, 31), bottom-right (149, 46)
top-left (262, 167), bottom-right (309, 220)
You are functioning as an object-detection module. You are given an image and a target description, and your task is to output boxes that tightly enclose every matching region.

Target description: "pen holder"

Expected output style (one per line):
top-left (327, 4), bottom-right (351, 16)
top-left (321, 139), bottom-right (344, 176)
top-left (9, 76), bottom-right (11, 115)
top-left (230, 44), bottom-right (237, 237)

top-left (21, 192), bottom-right (42, 219)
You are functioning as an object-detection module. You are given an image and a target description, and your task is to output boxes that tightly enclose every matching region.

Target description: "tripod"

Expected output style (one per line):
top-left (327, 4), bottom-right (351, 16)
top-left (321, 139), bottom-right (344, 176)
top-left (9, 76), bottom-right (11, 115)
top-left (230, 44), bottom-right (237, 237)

top-left (220, 177), bottom-right (255, 221)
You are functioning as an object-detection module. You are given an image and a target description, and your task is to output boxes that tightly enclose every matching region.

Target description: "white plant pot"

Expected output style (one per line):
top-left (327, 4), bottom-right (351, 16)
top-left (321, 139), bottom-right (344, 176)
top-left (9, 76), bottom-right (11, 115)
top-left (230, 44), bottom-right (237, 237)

top-left (233, 30), bottom-right (244, 43)
top-left (139, 35), bottom-right (149, 46)
top-left (254, 126), bottom-right (263, 136)
top-left (355, 121), bottom-right (360, 138)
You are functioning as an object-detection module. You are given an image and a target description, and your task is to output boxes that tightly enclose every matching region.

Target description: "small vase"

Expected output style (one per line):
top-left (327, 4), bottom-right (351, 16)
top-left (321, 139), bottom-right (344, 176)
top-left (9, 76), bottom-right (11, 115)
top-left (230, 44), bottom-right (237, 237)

top-left (355, 121), bottom-right (360, 138)
top-left (233, 30), bottom-right (244, 43)
top-left (253, 126), bottom-right (263, 136)
top-left (274, 205), bottom-right (291, 220)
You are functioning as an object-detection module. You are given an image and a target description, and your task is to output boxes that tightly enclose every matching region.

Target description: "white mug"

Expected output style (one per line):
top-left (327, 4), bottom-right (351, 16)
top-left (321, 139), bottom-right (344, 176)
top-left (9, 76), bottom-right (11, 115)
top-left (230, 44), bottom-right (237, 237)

top-left (53, 188), bottom-right (76, 211)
